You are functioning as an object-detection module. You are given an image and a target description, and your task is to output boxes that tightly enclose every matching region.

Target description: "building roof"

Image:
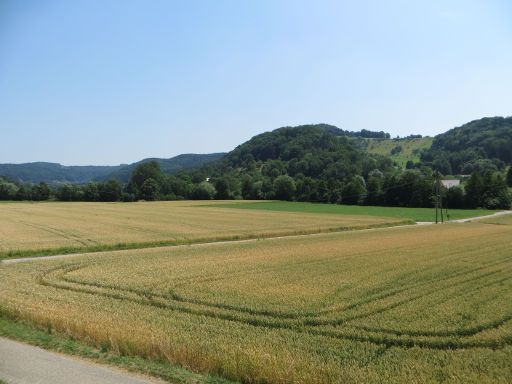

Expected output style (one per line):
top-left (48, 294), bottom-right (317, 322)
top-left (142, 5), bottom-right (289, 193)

top-left (441, 179), bottom-right (460, 188)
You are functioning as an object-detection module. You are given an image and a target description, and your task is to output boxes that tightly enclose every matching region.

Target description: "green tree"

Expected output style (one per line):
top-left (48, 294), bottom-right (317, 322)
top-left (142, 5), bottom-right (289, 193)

top-left (15, 185), bottom-right (30, 200)
top-left (214, 176), bottom-right (240, 199)
top-left (99, 180), bottom-right (122, 202)
top-left (342, 176), bottom-right (366, 205)
top-left (482, 173), bottom-right (511, 209)
top-left (83, 182), bottom-right (100, 201)
top-left (241, 176), bottom-right (263, 200)
top-left (273, 175), bottom-right (296, 201)
top-left (365, 170), bottom-right (384, 205)
top-left (139, 178), bottom-right (160, 201)
top-left (0, 179), bottom-right (19, 200)
top-left (31, 182), bottom-right (51, 201)
top-left (465, 172), bottom-right (485, 208)
top-left (191, 181), bottom-right (216, 200)
top-left (57, 184), bottom-right (81, 201)
top-left (445, 186), bottom-right (465, 209)
top-left (130, 161), bottom-right (163, 197)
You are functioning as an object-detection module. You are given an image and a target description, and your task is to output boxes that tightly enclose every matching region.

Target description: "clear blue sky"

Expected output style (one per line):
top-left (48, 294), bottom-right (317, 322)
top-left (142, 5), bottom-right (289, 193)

top-left (1, 0), bottom-right (511, 165)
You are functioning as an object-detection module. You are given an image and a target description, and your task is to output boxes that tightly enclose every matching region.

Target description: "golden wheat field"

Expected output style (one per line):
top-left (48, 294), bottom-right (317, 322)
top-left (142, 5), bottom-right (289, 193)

top-left (0, 201), bottom-right (405, 258)
top-left (1, 220), bottom-right (511, 383)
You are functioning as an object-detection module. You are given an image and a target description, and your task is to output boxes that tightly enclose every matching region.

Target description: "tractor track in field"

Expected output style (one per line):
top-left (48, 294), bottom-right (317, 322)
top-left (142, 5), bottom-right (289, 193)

top-left (34, 253), bottom-right (512, 351)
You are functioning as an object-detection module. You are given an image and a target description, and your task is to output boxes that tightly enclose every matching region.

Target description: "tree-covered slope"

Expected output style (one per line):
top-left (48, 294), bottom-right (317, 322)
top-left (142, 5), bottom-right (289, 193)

top-left (102, 153), bottom-right (226, 182)
top-left (421, 116), bottom-right (512, 174)
top-left (0, 162), bottom-right (121, 184)
top-left (185, 124), bottom-right (395, 202)
top-left (0, 154), bottom-right (225, 184)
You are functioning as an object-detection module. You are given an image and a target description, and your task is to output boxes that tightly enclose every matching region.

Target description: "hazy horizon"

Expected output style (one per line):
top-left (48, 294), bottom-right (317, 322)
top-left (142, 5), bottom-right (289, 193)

top-left (1, 0), bottom-right (511, 165)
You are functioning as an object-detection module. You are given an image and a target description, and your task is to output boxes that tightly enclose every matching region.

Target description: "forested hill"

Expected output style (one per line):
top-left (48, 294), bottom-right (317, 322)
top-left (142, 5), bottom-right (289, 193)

top-left (1, 118), bottom-right (510, 209)
top-left (0, 153), bottom-right (225, 184)
top-left (0, 162), bottom-right (121, 184)
top-left (218, 124), bottom-right (386, 168)
top-left (186, 124), bottom-right (395, 202)
top-left (175, 120), bottom-right (510, 208)
top-left (421, 116), bottom-right (512, 174)
top-left (102, 153), bottom-right (226, 182)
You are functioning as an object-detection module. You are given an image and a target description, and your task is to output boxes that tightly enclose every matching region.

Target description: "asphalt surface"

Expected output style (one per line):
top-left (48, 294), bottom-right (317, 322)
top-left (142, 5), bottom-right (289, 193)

top-left (0, 337), bottom-right (162, 384)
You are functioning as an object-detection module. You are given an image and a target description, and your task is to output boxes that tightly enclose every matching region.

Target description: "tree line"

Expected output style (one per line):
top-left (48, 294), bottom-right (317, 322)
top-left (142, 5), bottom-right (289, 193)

top-left (0, 122), bottom-right (511, 209)
top-left (1, 159), bottom-right (511, 209)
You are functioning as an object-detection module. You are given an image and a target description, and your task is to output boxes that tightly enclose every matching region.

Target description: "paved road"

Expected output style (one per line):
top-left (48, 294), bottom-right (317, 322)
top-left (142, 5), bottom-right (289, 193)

top-left (0, 337), bottom-right (162, 384)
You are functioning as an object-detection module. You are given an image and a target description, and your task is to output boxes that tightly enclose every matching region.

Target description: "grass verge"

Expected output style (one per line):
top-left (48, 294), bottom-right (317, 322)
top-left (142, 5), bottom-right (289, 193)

top-left (208, 201), bottom-right (496, 222)
top-left (0, 220), bottom-right (411, 261)
top-left (0, 312), bottom-right (236, 384)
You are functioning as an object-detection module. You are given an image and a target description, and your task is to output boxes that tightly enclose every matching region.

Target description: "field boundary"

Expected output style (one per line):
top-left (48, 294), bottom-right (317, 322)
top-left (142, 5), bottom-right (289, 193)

top-left (3, 211), bottom-right (511, 265)
top-left (1, 219), bottom-right (411, 262)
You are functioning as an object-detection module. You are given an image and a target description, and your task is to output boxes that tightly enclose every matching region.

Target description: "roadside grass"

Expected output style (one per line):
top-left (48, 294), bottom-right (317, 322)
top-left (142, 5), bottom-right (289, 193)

top-left (209, 201), bottom-right (496, 222)
top-left (0, 314), bottom-right (236, 384)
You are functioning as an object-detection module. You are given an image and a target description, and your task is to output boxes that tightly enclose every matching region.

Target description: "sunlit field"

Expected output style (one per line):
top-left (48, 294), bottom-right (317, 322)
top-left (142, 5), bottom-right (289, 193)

top-left (0, 201), bottom-right (406, 259)
top-left (1, 221), bottom-right (511, 383)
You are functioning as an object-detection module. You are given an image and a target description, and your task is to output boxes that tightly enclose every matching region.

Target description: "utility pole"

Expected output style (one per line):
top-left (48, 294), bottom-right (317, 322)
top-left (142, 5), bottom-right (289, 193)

top-left (440, 187), bottom-right (444, 223)
top-left (445, 194), bottom-right (449, 221)
top-left (434, 171), bottom-right (440, 224)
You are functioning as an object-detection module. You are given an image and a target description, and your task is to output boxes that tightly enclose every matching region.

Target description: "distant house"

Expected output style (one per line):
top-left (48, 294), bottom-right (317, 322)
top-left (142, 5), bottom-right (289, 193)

top-left (441, 179), bottom-right (460, 189)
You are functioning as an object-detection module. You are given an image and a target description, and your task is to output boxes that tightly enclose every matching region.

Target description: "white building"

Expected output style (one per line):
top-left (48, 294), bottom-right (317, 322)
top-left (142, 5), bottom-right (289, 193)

top-left (441, 179), bottom-right (460, 189)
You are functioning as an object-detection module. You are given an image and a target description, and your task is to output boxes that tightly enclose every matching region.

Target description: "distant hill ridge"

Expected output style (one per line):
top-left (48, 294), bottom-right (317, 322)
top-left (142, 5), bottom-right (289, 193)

top-left (0, 153), bottom-right (225, 184)
top-left (2, 116), bottom-right (510, 184)
top-left (101, 153), bottom-right (226, 183)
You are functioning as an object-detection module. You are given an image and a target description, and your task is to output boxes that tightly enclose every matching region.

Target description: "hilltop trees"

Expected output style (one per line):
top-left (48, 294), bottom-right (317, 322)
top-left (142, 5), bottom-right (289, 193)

top-left (421, 117), bottom-right (512, 174)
